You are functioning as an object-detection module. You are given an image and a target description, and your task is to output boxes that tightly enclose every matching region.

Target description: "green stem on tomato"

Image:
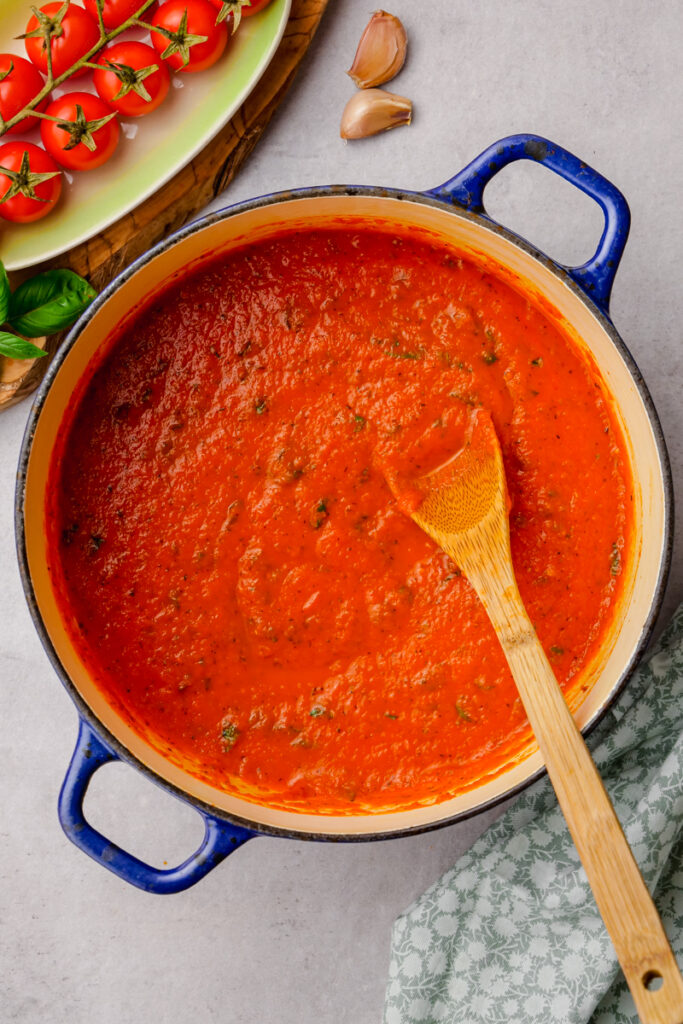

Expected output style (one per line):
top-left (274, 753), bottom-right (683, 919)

top-left (94, 0), bottom-right (107, 37)
top-left (27, 109), bottom-right (64, 122)
top-left (45, 14), bottom-right (55, 85)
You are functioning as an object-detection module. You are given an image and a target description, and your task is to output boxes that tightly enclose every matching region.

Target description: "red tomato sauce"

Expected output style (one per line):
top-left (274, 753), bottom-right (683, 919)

top-left (47, 229), bottom-right (632, 813)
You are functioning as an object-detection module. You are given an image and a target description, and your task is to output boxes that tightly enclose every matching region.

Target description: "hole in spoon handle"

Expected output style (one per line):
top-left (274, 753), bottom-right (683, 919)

top-left (629, 957), bottom-right (683, 1024)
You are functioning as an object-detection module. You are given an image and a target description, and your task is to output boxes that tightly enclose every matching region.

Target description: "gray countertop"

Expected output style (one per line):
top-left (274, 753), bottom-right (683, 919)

top-left (2, 2), bottom-right (681, 1021)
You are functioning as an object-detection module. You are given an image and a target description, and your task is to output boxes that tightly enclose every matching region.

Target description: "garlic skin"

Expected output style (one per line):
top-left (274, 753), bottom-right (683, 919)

top-left (347, 10), bottom-right (407, 89)
top-left (340, 89), bottom-right (412, 140)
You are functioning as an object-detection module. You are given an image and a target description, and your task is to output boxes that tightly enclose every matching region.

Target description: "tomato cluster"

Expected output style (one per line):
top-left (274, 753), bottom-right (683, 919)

top-left (0, 0), bottom-right (273, 223)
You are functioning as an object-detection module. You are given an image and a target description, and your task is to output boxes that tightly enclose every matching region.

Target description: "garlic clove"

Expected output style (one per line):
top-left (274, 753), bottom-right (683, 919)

top-left (347, 10), bottom-right (407, 89)
top-left (340, 88), bottom-right (412, 140)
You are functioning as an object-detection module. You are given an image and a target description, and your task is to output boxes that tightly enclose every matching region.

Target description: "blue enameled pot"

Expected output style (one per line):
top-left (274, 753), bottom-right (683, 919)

top-left (16, 135), bottom-right (672, 893)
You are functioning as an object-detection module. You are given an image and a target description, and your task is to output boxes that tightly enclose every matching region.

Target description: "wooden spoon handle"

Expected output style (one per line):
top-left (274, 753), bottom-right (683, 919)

top-left (404, 403), bottom-right (682, 1019)
top-left (496, 606), bottom-right (683, 1024)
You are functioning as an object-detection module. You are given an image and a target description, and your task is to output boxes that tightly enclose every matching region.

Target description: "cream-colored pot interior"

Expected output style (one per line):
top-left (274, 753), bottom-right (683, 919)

top-left (22, 194), bottom-right (668, 837)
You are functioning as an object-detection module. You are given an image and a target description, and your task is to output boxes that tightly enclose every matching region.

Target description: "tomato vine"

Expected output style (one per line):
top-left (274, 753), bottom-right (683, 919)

top-left (0, 0), bottom-right (159, 136)
top-left (0, 0), bottom-right (259, 220)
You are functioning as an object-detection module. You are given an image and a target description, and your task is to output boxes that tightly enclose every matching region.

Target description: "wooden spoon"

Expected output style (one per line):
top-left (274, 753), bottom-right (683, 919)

top-left (386, 407), bottom-right (683, 1024)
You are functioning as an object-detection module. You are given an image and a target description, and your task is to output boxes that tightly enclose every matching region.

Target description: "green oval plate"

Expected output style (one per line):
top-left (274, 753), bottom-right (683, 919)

top-left (0, 0), bottom-right (291, 271)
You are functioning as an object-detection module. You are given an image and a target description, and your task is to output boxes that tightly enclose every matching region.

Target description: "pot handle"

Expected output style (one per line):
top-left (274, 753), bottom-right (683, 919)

top-left (58, 718), bottom-right (254, 894)
top-left (427, 133), bottom-right (630, 315)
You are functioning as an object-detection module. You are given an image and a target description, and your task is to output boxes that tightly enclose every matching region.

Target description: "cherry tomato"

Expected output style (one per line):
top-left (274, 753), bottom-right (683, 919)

top-left (0, 142), bottom-right (61, 223)
top-left (150, 0), bottom-right (228, 73)
top-left (93, 41), bottom-right (169, 117)
top-left (83, 0), bottom-right (158, 30)
top-left (241, 0), bottom-right (273, 15)
top-left (0, 54), bottom-right (48, 135)
top-left (23, 3), bottom-right (100, 80)
top-left (41, 92), bottom-right (120, 171)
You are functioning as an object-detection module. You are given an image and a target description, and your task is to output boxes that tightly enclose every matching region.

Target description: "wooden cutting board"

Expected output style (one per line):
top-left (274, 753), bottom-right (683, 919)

top-left (0, 0), bottom-right (329, 410)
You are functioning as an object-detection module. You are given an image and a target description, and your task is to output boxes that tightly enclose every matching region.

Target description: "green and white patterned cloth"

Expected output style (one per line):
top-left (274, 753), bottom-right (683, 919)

top-left (384, 605), bottom-right (683, 1024)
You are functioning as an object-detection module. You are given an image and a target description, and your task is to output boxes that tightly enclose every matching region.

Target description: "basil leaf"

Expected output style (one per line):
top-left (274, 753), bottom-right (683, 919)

top-left (8, 269), bottom-right (96, 338)
top-left (0, 261), bottom-right (10, 324)
top-left (0, 332), bottom-right (47, 360)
